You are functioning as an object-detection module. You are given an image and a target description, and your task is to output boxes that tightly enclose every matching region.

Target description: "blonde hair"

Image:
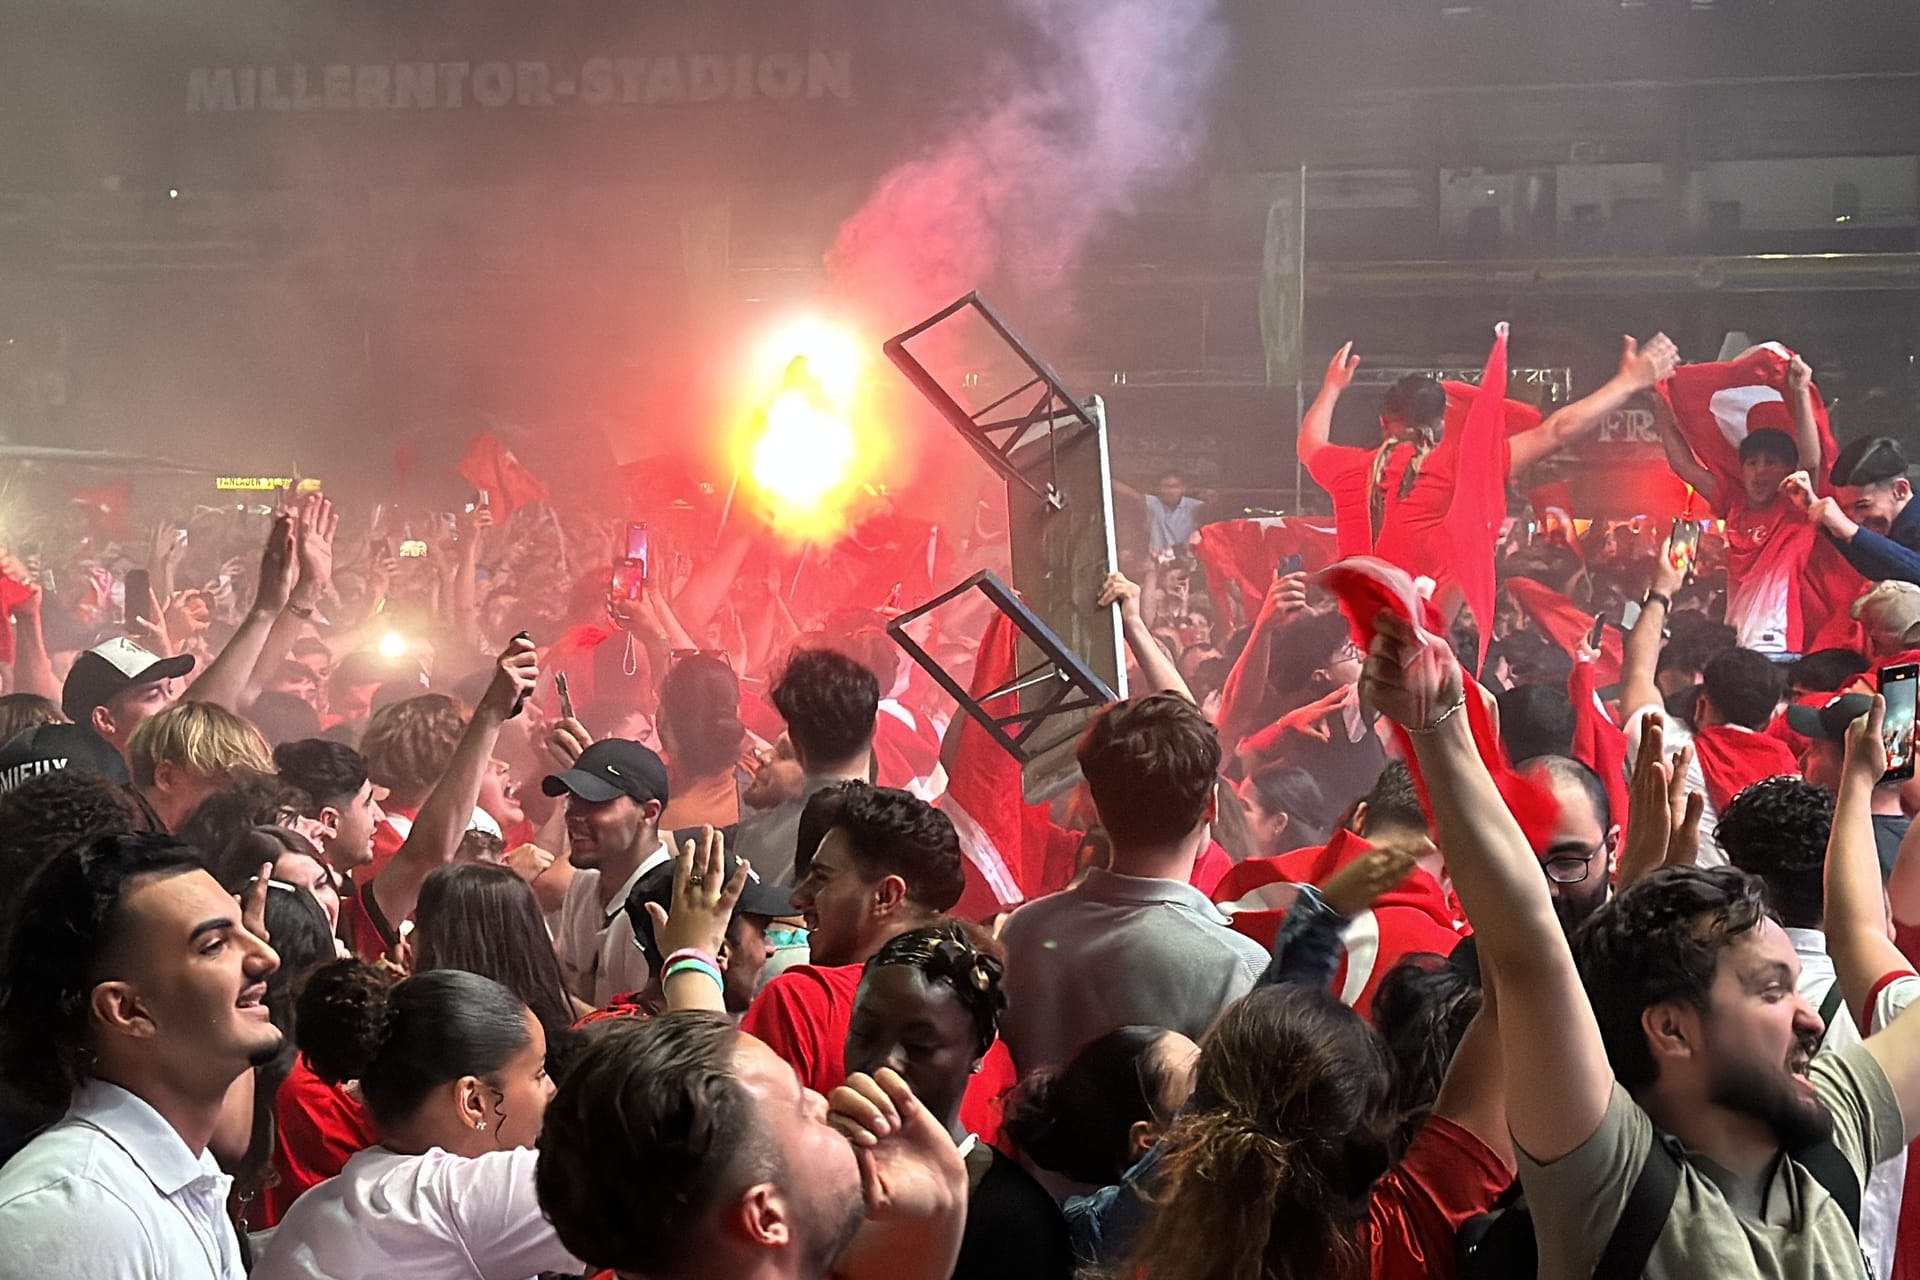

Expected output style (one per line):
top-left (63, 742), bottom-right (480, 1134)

top-left (126, 701), bottom-right (273, 789)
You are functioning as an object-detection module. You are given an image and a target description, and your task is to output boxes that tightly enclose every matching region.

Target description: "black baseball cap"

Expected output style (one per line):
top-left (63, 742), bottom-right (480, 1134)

top-left (0, 723), bottom-right (133, 795)
top-left (1830, 436), bottom-right (1910, 488)
top-left (61, 638), bottom-right (195, 722)
top-left (623, 848), bottom-right (795, 973)
top-left (541, 738), bottom-right (670, 806)
top-left (1786, 692), bottom-right (1874, 742)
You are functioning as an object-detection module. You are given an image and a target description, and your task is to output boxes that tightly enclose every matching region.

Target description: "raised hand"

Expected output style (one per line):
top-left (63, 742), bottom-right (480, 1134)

top-left (828, 1069), bottom-right (968, 1228)
top-left (1619, 333), bottom-right (1681, 390)
top-left (1319, 841), bottom-right (1421, 917)
top-left (254, 513), bottom-right (299, 615)
top-left (1359, 610), bottom-right (1464, 734)
top-left (1780, 470), bottom-right (1817, 512)
top-left (479, 634), bottom-right (539, 720)
top-left (292, 492), bottom-right (339, 608)
top-left (546, 715), bottom-right (592, 770)
top-left (1322, 342), bottom-right (1361, 393)
top-left (1272, 683), bottom-right (1359, 743)
top-left (645, 826), bottom-right (749, 964)
top-left (1843, 694), bottom-right (1889, 788)
top-left (1616, 714), bottom-right (1703, 890)
top-left (1788, 352), bottom-right (1814, 393)
top-left (1097, 571), bottom-right (1145, 625)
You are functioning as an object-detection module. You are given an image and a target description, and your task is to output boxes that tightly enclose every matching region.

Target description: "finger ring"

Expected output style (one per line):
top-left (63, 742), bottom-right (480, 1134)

top-left (687, 876), bottom-right (705, 888)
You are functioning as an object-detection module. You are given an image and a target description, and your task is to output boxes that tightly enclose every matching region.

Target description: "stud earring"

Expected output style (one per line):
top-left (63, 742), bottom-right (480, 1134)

top-left (475, 1121), bottom-right (487, 1131)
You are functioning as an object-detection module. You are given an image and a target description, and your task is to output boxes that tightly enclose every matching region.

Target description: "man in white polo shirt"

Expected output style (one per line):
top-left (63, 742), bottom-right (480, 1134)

top-left (544, 738), bottom-right (674, 1008)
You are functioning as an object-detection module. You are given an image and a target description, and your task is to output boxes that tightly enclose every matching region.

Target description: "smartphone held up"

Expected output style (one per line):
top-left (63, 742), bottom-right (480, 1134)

top-left (1881, 663), bottom-right (1919, 783)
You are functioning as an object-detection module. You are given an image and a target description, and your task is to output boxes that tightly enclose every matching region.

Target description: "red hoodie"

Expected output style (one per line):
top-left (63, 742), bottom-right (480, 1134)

top-left (1212, 828), bottom-right (1462, 1020)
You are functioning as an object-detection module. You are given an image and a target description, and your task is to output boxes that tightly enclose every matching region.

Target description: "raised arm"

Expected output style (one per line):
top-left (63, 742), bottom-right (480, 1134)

top-left (1363, 610), bottom-right (1613, 1163)
top-left (188, 513), bottom-right (296, 712)
top-left (1886, 807), bottom-right (1920, 944)
top-left (1651, 394), bottom-right (1720, 502)
top-left (1619, 536), bottom-right (1686, 717)
top-left (1786, 354), bottom-right (1824, 476)
top-left (1, 551), bottom-right (57, 701)
top-left (1099, 571), bottom-right (1192, 701)
top-left (1297, 343), bottom-right (1360, 470)
top-left (1833, 700), bottom-right (1920, 1143)
top-left (1509, 334), bottom-right (1681, 474)
top-left (1216, 572), bottom-right (1307, 748)
top-left (368, 637), bottom-right (539, 929)
top-left (245, 494), bottom-right (337, 703)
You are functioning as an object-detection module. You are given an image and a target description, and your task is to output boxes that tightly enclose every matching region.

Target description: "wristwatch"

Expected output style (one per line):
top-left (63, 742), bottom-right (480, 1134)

top-left (1641, 590), bottom-right (1671, 612)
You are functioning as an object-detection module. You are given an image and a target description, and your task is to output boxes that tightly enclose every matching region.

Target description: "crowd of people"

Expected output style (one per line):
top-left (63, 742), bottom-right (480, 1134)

top-left (5, 323), bottom-right (1920, 1279)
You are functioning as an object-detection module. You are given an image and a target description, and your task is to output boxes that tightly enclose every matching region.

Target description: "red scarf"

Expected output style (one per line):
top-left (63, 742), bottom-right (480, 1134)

top-left (1692, 724), bottom-right (1801, 812)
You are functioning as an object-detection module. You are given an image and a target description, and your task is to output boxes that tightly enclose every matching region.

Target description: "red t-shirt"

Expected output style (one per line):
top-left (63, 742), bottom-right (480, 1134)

top-left (263, 1054), bottom-right (377, 1226)
top-left (1188, 840), bottom-right (1234, 899)
top-left (1367, 1114), bottom-right (1513, 1280)
top-left (741, 962), bottom-right (1016, 1147)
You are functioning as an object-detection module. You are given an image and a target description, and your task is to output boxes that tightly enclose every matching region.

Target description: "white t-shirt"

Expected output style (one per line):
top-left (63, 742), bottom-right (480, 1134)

top-left (554, 839), bottom-right (670, 1008)
top-left (252, 1146), bottom-right (579, 1280)
top-left (1622, 704), bottom-right (1722, 865)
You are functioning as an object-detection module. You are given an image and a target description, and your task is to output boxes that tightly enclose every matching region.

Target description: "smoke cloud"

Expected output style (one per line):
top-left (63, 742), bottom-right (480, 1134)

top-left (827, 0), bottom-right (1227, 321)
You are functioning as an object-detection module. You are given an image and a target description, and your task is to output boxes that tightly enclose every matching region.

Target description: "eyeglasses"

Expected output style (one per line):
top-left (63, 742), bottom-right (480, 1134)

top-left (1334, 640), bottom-right (1365, 665)
top-left (1542, 842), bottom-right (1605, 885)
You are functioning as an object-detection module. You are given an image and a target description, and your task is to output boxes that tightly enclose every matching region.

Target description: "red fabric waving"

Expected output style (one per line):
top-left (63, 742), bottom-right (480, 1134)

top-left (1692, 724), bottom-right (1801, 813)
top-left (1569, 660), bottom-right (1630, 836)
top-left (1449, 325), bottom-right (1513, 674)
top-left (1505, 574), bottom-right (1624, 687)
top-left (457, 430), bottom-right (549, 516)
top-left (1317, 556), bottom-right (1560, 854)
top-left (939, 611), bottom-right (1041, 913)
top-left (1659, 343), bottom-right (1838, 488)
top-left (0, 569), bottom-right (34, 665)
top-left (1190, 518), bottom-right (1341, 629)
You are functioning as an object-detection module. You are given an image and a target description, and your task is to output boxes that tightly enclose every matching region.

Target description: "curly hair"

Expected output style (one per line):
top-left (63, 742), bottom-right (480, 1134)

top-left (864, 920), bottom-right (1006, 1056)
top-left (360, 693), bottom-right (466, 804)
top-left (1122, 985), bottom-right (1395, 1280)
top-left (1572, 864), bottom-right (1771, 1093)
top-left (0, 770), bottom-right (154, 907)
top-left (801, 780), bottom-right (965, 912)
top-left (1715, 776), bottom-right (1833, 930)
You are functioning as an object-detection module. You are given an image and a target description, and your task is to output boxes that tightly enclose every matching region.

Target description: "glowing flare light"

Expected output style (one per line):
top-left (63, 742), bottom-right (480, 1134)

top-left (751, 389), bottom-right (857, 513)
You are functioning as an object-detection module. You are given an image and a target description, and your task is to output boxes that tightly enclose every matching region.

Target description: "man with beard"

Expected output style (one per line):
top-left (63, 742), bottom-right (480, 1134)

top-left (543, 738), bottom-right (674, 1007)
top-left (535, 1014), bottom-right (968, 1280)
top-left (0, 834), bottom-right (282, 1276)
top-left (1361, 605), bottom-right (1920, 1278)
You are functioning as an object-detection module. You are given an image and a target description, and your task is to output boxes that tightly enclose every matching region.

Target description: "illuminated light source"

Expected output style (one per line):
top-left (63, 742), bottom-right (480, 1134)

top-left (377, 632), bottom-right (410, 660)
top-left (751, 384), bottom-right (857, 513)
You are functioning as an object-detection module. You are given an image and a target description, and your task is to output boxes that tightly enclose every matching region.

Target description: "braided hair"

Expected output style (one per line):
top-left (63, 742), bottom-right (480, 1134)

top-left (863, 920), bottom-right (1007, 1058)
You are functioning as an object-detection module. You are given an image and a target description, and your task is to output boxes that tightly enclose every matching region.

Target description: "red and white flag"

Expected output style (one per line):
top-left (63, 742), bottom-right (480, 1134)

top-left (457, 430), bottom-right (549, 517)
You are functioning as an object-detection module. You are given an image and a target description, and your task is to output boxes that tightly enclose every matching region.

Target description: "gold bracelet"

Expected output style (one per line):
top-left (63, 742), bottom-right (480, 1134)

top-left (1405, 692), bottom-right (1468, 735)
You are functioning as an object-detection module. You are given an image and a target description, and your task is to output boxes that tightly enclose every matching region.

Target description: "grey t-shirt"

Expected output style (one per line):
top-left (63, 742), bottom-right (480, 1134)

top-left (998, 867), bottom-right (1270, 1077)
top-left (1517, 1043), bottom-right (1903, 1280)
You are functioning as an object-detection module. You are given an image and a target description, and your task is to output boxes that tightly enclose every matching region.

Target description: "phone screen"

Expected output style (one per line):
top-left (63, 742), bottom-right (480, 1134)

top-left (623, 522), bottom-right (650, 570)
top-left (556, 671), bottom-right (575, 721)
top-left (1669, 518), bottom-right (1701, 577)
top-left (1881, 663), bottom-right (1919, 782)
top-left (1586, 614), bottom-right (1607, 650)
top-left (398, 540), bottom-right (429, 559)
top-left (124, 569), bottom-right (151, 627)
top-left (1276, 553), bottom-right (1304, 578)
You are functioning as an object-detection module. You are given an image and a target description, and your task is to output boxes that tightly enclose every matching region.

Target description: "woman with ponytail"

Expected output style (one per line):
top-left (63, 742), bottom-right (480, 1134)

top-left (655, 653), bottom-right (750, 831)
top-left (1119, 983), bottom-right (1512, 1280)
top-left (843, 920), bottom-right (1073, 1280)
top-left (251, 962), bottom-right (580, 1279)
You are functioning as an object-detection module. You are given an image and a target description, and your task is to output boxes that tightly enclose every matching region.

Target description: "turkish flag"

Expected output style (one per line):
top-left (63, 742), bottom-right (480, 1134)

top-left (1449, 325), bottom-right (1515, 673)
top-left (939, 612), bottom-right (1051, 914)
top-left (1317, 555), bottom-right (1560, 854)
top-left (457, 431), bottom-right (549, 517)
top-left (1191, 518), bottom-right (1340, 629)
top-left (1504, 575), bottom-right (1623, 687)
top-left (1693, 724), bottom-right (1801, 812)
top-left (1660, 344), bottom-right (1838, 488)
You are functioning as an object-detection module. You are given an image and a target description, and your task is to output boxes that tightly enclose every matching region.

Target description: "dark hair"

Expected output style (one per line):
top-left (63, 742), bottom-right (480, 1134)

top-left (1370, 955), bottom-right (1483, 1152)
top-left (1124, 984), bottom-right (1394, 1280)
top-left (1658, 616), bottom-right (1738, 680)
top-left (0, 771), bottom-right (152, 914)
top-left (1490, 631), bottom-right (1574, 689)
top-left (1701, 647), bottom-right (1783, 731)
top-left (247, 692), bottom-right (323, 748)
top-left (863, 921), bottom-right (1006, 1057)
top-left (1738, 427), bottom-right (1798, 466)
top-left (1716, 777), bottom-right (1832, 930)
top-left (772, 648), bottom-right (878, 771)
top-left (1002, 1025), bottom-right (1185, 1186)
top-left (1358, 762), bottom-right (1425, 837)
top-left (0, 834), bottom-right (206, 1109)
top-left (657, 655), bottom-right (746, 781)
top-left (1381, 374), bottom-right (1448, 433)
top-left (296, 961), bottom-right (534, 1133)
top-left (0, 693), bottom-right (63, 746)
top-left (210, 824), bottom-right (316, 896)
top-left (1573, 865), bottom-right (1770, 1092)
top-left (273, 739), bottom-right (370, 812)
top-left (234, 881), bottom-right (337, 1202)
top-left (1078, 694), bottom-right (1221, 852)
top-left (1245, 765), bottom-right (1332, 850)
top-left (413, 863), bottom-right (581, 1077)
top-left (1787, 649), bottom-right (1871, 695)
top-left (1496, 684), bottom-right (1576, 761)
top-left (1831, 435), bottom-right (1909, 487)
top-left (805, 780), bottom-right (964, 912)
top-left (537, 1015), bottom-right (779, 1276)
top-left (1271, 612), bottom-right (1355, 696)
top-left (172, 770), bottom-right (313, 867)
top-left (1519, 753), bottom-right (1613, 832)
